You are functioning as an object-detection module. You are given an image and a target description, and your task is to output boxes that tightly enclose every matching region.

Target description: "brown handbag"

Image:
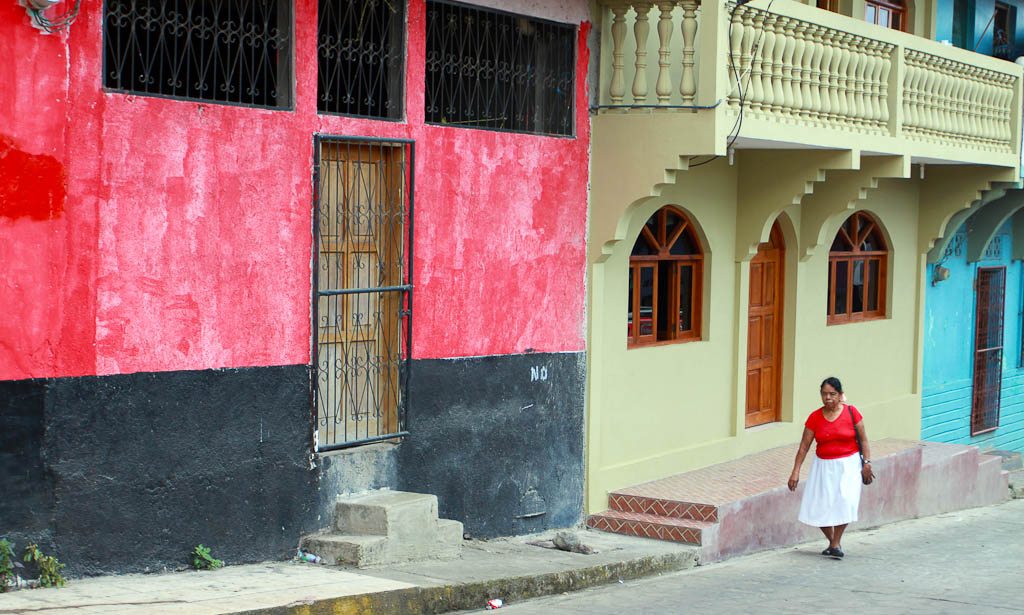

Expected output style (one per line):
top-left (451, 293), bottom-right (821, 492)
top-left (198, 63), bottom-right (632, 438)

top-left (848, 404), bottom-right (873, 485)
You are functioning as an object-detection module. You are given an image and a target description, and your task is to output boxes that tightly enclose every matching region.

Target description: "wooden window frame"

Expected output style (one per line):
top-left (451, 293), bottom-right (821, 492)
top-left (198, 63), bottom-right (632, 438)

top-left (628, 206), bottom-right (704, 348)
top-left (827, 211), bottom-right (888, 325)
top-left (865, 0), bottom-right (906, 31)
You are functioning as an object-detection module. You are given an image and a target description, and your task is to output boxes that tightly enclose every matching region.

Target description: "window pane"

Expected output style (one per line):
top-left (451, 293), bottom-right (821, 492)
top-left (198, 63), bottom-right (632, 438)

top-left (860, 229), bottom-right (881, 252)
top-left (866, 5), bottom-right (876, 22)
top-left (867, 259), bottom-right (880, 311)
top-left (678, 264), bottom-right (693, 333)
top-left (834, 260), bottom-right (849, 315)
top-left (664, 210), bottom-right (682, 245)
top-left (639, 266), bottom-right (655, 337)
top-left (851, 259), bottom-right (865, 313)
top-left (831, 234), bottom-right (847, 252)
top-left (632, 233), bottom-right (657, 256)
top-left (670, 229), bottom-right (699, 255)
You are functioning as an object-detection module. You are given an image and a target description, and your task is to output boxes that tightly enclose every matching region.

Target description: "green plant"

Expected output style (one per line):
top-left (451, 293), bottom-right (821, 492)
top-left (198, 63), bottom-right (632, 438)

top-left (190, 544), bottom-right (223, 570)
top-left (0, 539), bottom-right (17, 592)
top-left (23, 543), bottom-right (66, 588)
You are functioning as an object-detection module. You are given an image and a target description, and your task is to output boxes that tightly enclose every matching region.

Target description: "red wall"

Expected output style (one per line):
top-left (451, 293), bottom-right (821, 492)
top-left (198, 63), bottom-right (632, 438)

top-left (0, 0), bottom-right (591, 381)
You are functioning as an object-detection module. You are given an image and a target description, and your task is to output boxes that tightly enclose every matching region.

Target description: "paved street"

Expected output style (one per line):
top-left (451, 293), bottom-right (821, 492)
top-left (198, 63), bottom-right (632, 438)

top-left (480, 499), bottom-right (1024, 615)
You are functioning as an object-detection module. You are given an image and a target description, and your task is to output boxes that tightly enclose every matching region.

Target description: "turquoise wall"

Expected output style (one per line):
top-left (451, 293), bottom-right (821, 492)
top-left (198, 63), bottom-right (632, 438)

top-left (934, 0), bottom-right (1024, 58)
top-left (922, 221), bottom-right (1024, 452)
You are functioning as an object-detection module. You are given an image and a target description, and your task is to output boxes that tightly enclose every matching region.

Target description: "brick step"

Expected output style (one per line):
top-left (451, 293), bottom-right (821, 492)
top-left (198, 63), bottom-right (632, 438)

top-left (608, 493), bottom-right (718, 522)
top-left (587, 510), bottom-right (716, 546)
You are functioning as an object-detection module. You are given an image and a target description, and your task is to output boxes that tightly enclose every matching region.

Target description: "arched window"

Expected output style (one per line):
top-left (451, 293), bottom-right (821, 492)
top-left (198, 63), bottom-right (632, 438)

top-left (828, 211), bottom-right (887, 324)
top-left (628, 206), bottom-right (703, 347)
top-left (865, 0), bottom-right (905, 30)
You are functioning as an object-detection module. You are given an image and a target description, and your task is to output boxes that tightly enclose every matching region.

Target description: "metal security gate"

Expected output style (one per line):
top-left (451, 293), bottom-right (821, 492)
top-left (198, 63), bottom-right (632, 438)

top-left (971, 266), bottom-right (1005, 436)
top-left (312, 137), bottom-right (413, 450)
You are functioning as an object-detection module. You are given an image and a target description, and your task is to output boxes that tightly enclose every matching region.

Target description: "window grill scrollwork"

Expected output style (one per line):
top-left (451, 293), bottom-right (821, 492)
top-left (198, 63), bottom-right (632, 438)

top-left (317, 0), bottom-right (405, 118)
top-left (103, 0), bottom-right (293, 108)
top-left (425, 0), bottom-right (576, 136)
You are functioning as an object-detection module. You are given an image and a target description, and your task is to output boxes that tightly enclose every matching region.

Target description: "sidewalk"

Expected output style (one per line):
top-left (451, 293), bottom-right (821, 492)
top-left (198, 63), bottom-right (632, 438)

top-left (0, 530), bottom-right (699, 615)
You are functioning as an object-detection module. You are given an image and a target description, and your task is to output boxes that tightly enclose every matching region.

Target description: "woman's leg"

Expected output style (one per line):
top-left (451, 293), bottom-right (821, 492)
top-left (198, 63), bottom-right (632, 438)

top-left (819, 526), bottom-right (834, 542)
top-left (830, 523), bottom-right (848, 549)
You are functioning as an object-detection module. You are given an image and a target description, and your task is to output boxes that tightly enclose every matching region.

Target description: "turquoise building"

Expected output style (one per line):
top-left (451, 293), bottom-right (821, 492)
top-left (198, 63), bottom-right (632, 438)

top-left (923, 202), bottom-right (1024, 453)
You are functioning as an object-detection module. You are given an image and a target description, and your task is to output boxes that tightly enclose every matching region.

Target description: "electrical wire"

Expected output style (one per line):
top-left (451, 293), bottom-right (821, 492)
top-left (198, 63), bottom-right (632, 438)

top-left (28, 0), bottom-right (81, 34)
top-left (687, 0), bottom-right (775, 169)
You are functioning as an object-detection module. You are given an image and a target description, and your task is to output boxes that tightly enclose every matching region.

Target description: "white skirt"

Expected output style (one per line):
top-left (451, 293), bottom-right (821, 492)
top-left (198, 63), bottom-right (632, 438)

top-left (798, 452), bottom-right (862, 527)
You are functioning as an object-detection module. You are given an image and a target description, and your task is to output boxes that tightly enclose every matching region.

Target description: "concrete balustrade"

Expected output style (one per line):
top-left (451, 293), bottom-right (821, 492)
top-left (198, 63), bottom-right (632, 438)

top-left (597, 0), bottom-right (1023, 160)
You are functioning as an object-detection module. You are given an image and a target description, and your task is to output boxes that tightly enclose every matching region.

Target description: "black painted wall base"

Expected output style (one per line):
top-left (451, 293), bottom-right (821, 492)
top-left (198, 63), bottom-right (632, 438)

top-left (1, 351), bottom-right (586, 576)
top-left (0, 366), bottom-right (320, 576)
top-left (398, 352), bottom-right (586, 538)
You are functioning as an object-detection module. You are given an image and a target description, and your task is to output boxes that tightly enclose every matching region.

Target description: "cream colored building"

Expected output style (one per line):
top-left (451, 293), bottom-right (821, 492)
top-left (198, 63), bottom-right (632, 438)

top-left (585, 0), bottom-right (1023, 512)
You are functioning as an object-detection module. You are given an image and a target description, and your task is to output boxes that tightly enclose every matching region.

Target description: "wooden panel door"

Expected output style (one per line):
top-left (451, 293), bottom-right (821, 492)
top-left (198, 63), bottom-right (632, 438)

top-left (746, 222), bottom-right (784, 427)
top-left (315, 141), bottom-right (407, 447)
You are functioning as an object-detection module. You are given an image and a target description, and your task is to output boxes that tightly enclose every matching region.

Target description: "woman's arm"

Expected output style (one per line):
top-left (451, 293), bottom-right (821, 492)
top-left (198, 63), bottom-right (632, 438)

top-left (788, 427), bottom-right (815, 491)
top-left (856, 420), bottom-right (875, 482)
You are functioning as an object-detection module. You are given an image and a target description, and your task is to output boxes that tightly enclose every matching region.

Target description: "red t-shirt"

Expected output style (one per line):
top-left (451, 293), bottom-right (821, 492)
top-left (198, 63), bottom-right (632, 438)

top-left (804, 405), bottom-right (863, 459)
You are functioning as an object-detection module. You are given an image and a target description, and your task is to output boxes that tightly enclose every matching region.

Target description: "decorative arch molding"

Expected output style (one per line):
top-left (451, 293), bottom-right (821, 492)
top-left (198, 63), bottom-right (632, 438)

top-left (601, 196), bottom-right (712, 265)
top-left (965, 188), bottom-right (1024, 262)
top-left (918, 166), bottom-right (1018, 255)
top-left (734, 149), bottom-right (858, 262)
top-left (797, 156), bottom-right (908, 262)
top-left (924, 181), bottom-right (1021, 263)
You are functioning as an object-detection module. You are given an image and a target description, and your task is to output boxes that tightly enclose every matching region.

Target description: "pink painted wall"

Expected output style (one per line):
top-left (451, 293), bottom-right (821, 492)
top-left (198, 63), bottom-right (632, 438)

top-left (0, 0), bottom-right (591, 381)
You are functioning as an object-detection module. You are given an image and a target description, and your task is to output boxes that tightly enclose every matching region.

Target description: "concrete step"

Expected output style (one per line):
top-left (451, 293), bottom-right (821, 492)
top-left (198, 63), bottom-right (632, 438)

top-left (972, 454), bottom-right (1010, 508)
top-left (589, 439), bottom-right (1014, 563)
top-left (1008, 469), bottom-right (1024, 498)
top-left (981, 448), bottom-right (1023, 471)
top-left (334, 490), bottom-right (440, 539)
top-left (586, 509), bottom-right (714, 545)
top-left (608, 493), bottom-right (719, 522)
top-left (302, 490), bottom-right (463, 568)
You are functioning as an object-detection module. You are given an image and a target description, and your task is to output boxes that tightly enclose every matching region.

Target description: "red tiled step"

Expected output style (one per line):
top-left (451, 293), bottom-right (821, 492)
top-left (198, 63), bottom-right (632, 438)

top-left (608, 493), bottom-right (718, 522)
top-left (587, 510), bottom-right (715, 545)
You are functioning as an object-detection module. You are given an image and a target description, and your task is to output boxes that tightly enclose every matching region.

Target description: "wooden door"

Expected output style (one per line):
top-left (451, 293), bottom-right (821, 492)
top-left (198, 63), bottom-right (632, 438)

top-left (746, 222), bottom-right (784, 428)
top-left (315, 141), bottom-right (407, 447)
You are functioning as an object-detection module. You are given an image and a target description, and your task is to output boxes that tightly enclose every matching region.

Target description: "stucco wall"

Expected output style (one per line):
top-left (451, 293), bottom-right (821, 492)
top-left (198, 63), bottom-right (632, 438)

top-left (922, 221), bottom-right (1024, 452)
top-left (586, 153), bottom-right (925, 512)
top-left (0, 0), bottom-right (592, 382)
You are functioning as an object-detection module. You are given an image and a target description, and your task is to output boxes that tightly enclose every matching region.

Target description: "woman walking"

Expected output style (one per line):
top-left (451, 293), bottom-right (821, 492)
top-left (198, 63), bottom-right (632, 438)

top-left (788, 377), bottom-right (874, 557)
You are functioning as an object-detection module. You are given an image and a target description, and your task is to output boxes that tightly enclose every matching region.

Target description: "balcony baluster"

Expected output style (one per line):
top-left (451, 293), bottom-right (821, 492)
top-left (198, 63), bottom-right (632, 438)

top-left (632, 3), bottom-right (652, 105)
top-left (657, 1), bottom-right (675, 105)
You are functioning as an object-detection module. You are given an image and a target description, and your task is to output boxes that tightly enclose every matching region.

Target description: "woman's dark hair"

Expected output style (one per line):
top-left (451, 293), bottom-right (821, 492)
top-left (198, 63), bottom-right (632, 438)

top-left (820, 377), bottom-right (843, 393)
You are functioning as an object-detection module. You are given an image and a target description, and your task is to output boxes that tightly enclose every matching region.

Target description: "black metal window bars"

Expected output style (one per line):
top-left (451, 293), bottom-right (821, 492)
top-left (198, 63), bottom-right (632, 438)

top-left (425, 0), bottom-right (576, 136)
top-left (103, 0), bottom-right (293, 108)
top-left (317, 0), bottom-right (405, 118)
top-left (312, 137), bottom-right (413, 451)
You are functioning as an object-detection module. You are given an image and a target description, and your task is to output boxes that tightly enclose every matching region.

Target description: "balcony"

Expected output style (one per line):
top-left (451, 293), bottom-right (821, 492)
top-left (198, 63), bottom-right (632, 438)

top-left (594, 0), bottom-right (1023, 169)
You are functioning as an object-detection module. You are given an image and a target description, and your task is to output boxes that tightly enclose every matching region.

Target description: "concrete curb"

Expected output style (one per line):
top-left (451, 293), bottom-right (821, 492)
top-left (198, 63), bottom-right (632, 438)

top-left (235, 550), bottom-right (699, 615)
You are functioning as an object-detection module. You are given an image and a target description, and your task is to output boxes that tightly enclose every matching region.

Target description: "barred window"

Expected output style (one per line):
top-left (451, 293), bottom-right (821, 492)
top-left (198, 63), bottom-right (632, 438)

top-left (318, 0), bottom-right (405, 118)
top-left (103, 0), bottom-right (293, 108)
top-left (425, 0), bottom-right (576, 136)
